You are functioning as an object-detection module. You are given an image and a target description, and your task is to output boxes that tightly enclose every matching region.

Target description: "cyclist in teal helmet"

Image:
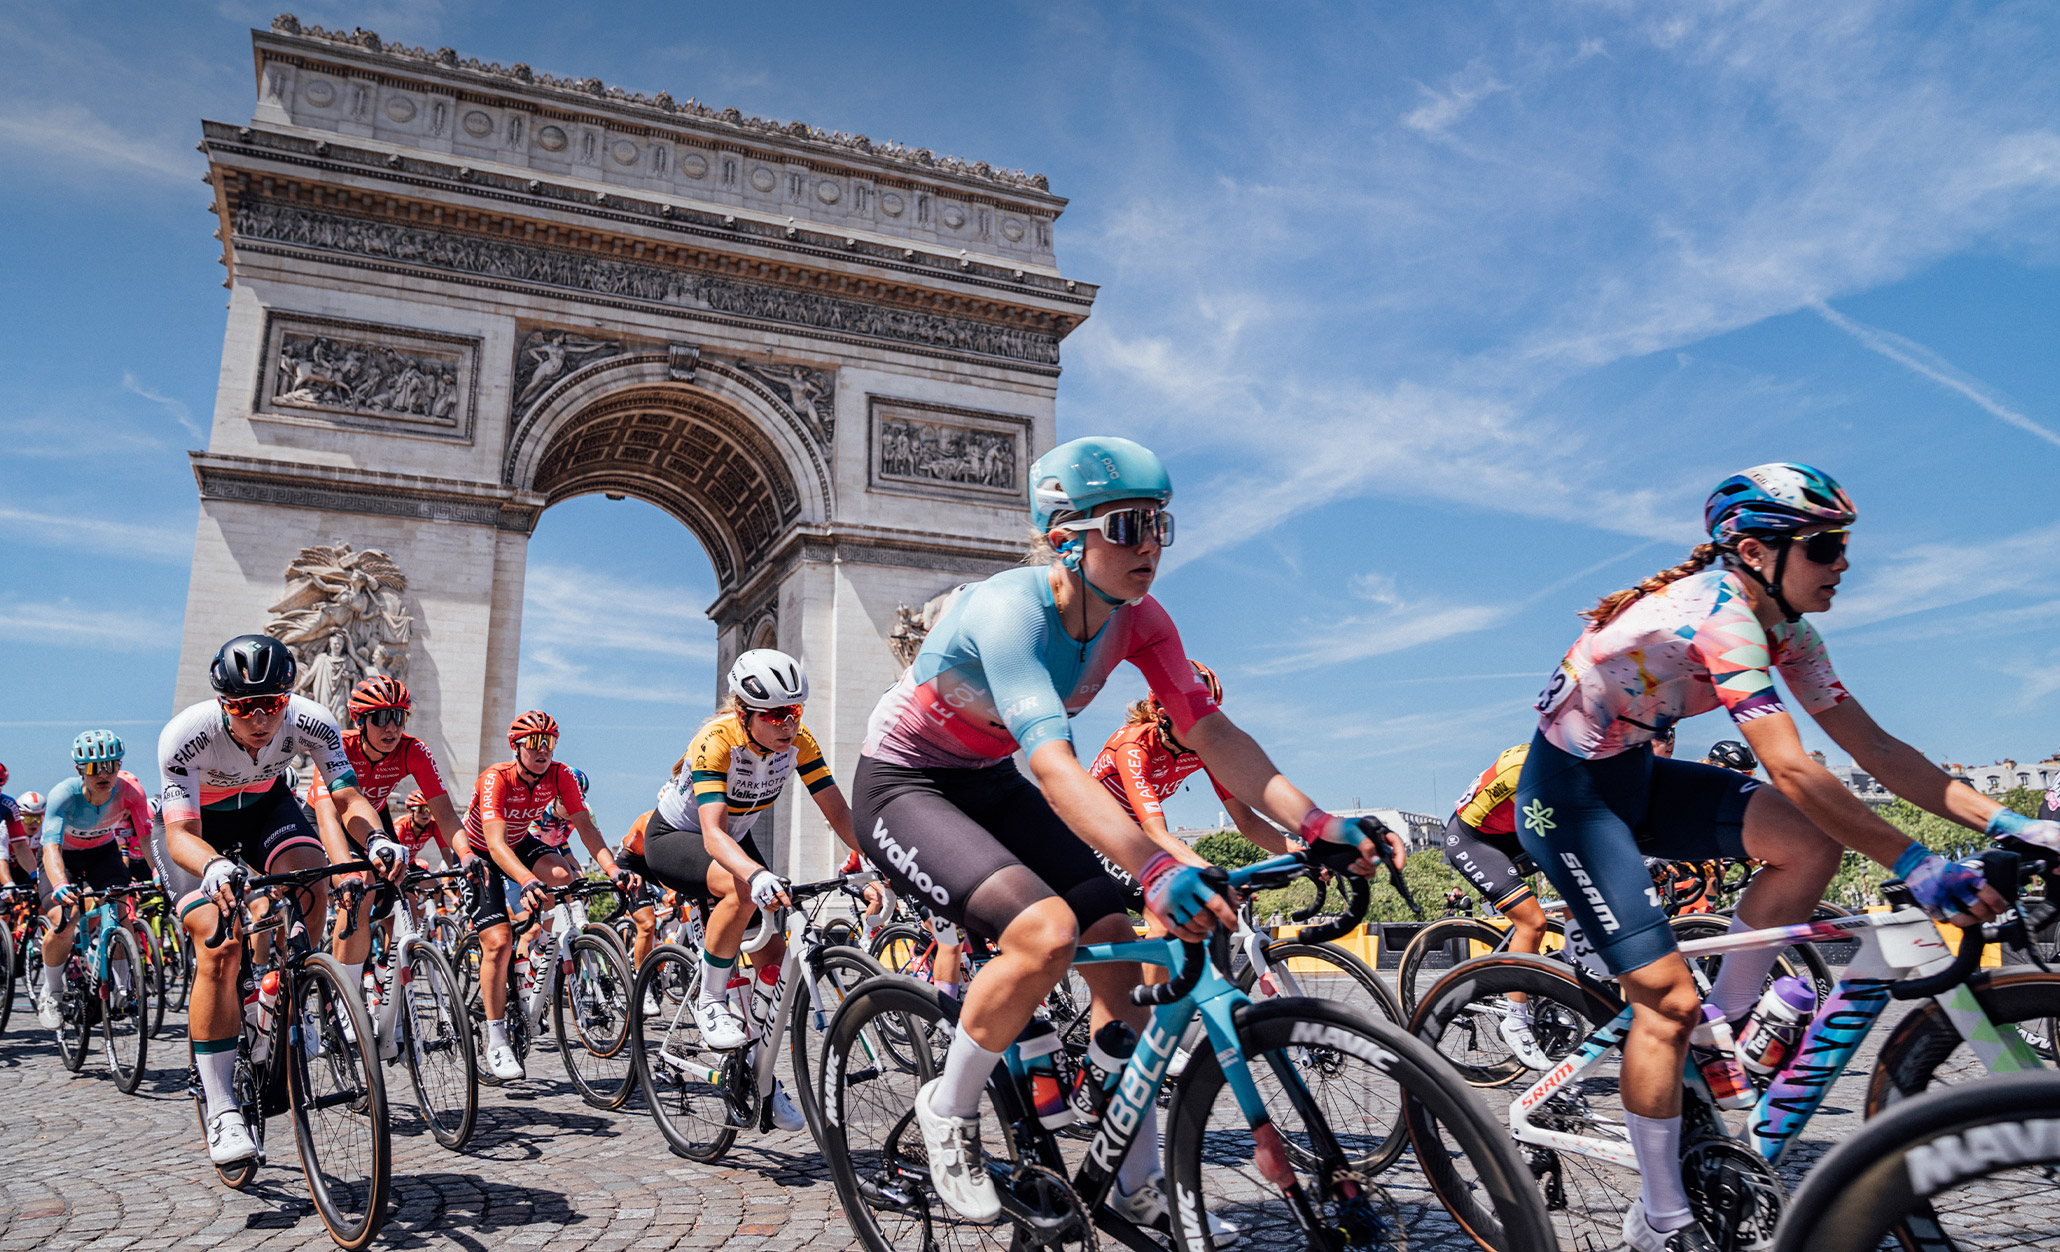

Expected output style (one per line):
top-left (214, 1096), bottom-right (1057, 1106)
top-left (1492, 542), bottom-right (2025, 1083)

top-left (853, 433), bottom-right (1401, 1229)
top-left (35, 729), bottom-right (155, 1029)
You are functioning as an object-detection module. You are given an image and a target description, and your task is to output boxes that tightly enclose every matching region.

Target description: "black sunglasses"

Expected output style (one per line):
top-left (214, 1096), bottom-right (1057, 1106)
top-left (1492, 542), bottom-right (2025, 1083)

top-left (358, 708), bottom-right (408, 728)
top-left (1789, 530), bottom-right (1848, 566)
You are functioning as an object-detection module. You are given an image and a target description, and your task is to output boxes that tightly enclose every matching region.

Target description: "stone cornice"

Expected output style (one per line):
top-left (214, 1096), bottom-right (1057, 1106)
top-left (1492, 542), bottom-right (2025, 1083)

top-left (200, 122), bottom-right (1095, 307)
top-left (258, 17), bottom-right (1059, 201)
top-left (192, 452), bottom-right (547, 533)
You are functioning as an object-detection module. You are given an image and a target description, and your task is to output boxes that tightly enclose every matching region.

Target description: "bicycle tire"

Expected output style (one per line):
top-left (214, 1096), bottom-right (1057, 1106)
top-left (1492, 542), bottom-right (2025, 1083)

top-left (1671, 912), bottom-right (1833, 1005)
top-left (788, 944), bottom-right (888, 1142)
top-left (1170, 995), bottom-right (1557, 1252)
top-left (101, 925), bottom-right (148, 1094)
top-left (173, 929), bottom-right (197, 1011)
top-left (286, 952), bottom-right (391, 1251)
top-left (583, 920), bottom-right (631, 968)
top-left (0, 922), bottom-right (14, 1036)
top-left (555, 933), bottom-right (635, 1109)
top-left (1867, 966), bottom-right (2060, 1113)
top-left (868, 922), bottom-right (932, 976)
top-left (1396, 918), bottom-right (1509, 1016)
top-left (1774, 1069), bottom-right (2060, 1252)
top-left (189, 1040), bottom-right (263, 1190)
top-left (821, 915), bottom-right (860, 949)
top-left (1408, 953), bottom-right (1634, 1252)
top-left (398, 937), bottom-right (477, 1150)
top-left (141, 921), bottom-right (169, 1039)
top-left (630, 943), bottom-right (737, 1162)
top-left (57, 959), bottom-right (91, 1072)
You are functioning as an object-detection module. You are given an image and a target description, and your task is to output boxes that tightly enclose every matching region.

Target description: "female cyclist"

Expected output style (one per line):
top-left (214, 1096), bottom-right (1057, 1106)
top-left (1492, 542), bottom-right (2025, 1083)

top-left (853, 435), bottom-right (1398, 1227)
top-left (1515, 463), bottom-right (2058, 1252)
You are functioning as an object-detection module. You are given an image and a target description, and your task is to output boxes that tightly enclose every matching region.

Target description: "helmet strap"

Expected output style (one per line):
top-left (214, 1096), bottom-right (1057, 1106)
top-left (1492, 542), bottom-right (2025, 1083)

top-left (1058, 539), bottom-right (1137, 607)
top-left (1732, 539), bottom-right (1803, 623)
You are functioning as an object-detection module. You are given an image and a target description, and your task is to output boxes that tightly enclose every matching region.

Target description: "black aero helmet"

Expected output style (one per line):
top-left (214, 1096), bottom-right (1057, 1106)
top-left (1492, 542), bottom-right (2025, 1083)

top-left (1707, 740), bottom-right (1758, 772)
top-left (210, 634), bottom-right (298, 697)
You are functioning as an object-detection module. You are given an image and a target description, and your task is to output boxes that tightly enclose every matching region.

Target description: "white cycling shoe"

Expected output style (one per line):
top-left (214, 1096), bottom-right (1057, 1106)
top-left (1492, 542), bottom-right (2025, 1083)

top-left (1621, 1201), bottom-right (1717, 1252)
top-left (35, 988), bottom-right (63, 1031)
top-left (694, 997), bottom-right (750, 1050)
top-left (484, 1043), bottom-right (524, 1081)
top-left (914, 1078), bottom-right (1001, 1222)
top-left (206, 1110), bottom-right (259, 1166)
top-left (642, 989), bottom-right (664, 1018)
top-left (1499, 1005), bottom-right (1554, 1070)
top-left (770, 1079), bottom-right (807, 1132)
top-left (1110, 1172), bottom-right (1241, 1247)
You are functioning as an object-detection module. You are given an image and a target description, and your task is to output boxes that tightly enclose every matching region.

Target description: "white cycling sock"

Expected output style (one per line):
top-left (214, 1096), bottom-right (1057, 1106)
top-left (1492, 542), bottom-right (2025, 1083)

top-left (929, 1028), bottom-right (1004, 1121)
top-left (196, 1045), bottom-right (239, 1120)
top-left (341, 960), bottom-right (366, 992)
top-left (1625, 1112), bottom-right (1692, 1232)
top-left (1707, 914), bottom-right (1783, 1023)
top-left (1504, 996), bottom-right (1532, 1023)
top-left (933, 980), bottom-right (959, 999)
top-left (699, 954), bottom-right (737, 1006)
top-left (485, 1018), bottom-right (510, 1052)
top-left (1117, 1105), bottom-right (1160, 1194)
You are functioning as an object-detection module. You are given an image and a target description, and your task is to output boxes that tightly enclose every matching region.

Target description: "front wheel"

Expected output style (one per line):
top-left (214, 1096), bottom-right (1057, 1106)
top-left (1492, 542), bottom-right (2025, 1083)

top-left (57, 959), bottom-right (91, 1072)
top-left (0, 922), bottom-right (15, 1036)
top-left (555, 934), bottom-right (635, 1109)
top-left (100, 926), bottom-right (148, 1094)
top-left (286, 953), bottom-right (391, 1251)
top-left (1168, 996), bottom-right (1557, 1252)
top-left (787, 944), bottom-right (888, 1142)
top-left (397, 938), bottom-right (477, 1150)
top-left (1395, 917), bottom-right (1512, 1016)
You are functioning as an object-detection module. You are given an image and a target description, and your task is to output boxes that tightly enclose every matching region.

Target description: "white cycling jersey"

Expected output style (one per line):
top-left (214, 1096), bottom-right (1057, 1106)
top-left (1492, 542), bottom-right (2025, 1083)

top-left (156, 695), bottom-right (358, 824)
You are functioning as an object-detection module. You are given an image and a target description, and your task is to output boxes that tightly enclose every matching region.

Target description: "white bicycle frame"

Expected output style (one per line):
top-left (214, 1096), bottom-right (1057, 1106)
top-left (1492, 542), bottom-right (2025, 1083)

top-left (514, 898), bottom-right (591, 1032)
top-left (368, 877), bottom-right (456, 1063)
top-left (1506, 905), bottom-right (2047, 1169)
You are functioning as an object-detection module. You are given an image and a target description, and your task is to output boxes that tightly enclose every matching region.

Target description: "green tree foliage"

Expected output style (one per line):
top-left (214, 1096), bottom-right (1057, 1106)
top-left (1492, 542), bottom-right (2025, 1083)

top-left (1823, 796), bottom-right (2014, 910)
top-left (1997, 785), bottom-right (2043, 819)
top-left (1192, 830), bottom-right (1268, 870)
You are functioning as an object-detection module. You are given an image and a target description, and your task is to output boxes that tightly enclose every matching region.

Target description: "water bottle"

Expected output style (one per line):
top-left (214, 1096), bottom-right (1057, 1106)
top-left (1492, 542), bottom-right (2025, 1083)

top-left (752, 966), bottom-right (779, 1036)
top-left (1738, 976), bottom-right (1816, 1077)
top-left (513, 948), bottom-right (534, 997)
top-left (1016, 1018), bottom-right (1077, 1129)
top-left (248, 968), bottom-right (280, 1064)
top-left (1687, 1004), bottom-right (1754, 1108)
top-left (1069, 1020), bottom-right (1137, 1126)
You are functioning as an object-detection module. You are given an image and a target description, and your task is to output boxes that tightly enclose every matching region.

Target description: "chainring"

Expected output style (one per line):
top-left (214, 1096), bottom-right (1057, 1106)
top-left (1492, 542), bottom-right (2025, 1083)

top-left (1682, 1135), bottom-right (1784, 1252)
top-left (1007, 1161), bottom-right (1096, 1252)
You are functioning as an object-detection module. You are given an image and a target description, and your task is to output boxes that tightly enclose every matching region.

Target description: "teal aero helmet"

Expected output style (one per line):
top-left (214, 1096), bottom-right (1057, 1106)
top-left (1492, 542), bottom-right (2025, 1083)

top-left (71, 729), bottom-right (124, 767)
top-left (1029, 436), bottom-right (1173, 533)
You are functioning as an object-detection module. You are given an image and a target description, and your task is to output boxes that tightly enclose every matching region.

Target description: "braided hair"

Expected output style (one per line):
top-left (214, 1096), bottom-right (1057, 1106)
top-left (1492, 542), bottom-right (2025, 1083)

top-left (1581, 543), bottom-right (1723, 630)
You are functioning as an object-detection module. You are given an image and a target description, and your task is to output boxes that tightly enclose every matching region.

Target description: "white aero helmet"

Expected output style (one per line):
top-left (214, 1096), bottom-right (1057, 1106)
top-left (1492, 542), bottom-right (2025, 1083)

top-left (728, 648), bottom-right (809, 709)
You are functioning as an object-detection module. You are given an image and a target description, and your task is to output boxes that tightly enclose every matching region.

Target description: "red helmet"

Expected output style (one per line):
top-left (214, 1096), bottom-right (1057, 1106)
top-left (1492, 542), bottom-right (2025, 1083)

top-left (0, 761), bottom-right (7, 787)
top-left (404, 791), bottom-right (429, 810)
top-left (508, 710), bottom-right (559, 746)
top-left (348, 675), bottom-right (412, 718)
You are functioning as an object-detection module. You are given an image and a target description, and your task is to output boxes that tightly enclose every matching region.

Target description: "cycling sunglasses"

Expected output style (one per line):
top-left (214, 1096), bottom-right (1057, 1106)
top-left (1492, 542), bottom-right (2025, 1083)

top-left (1788, 529), bottom-right (1849, 566)
top-left (78, 759), bottom-right (123, 777)
top-left (515, 732), bottom-right (556, 752)
top-left (357, 708), bottom-right (408, 728)
top-left (1056, 505), bottom-right (1175, 549)
top-left (220, 693), bottom-right (290, 719)
top-left (752, 704), bottom-right (803, 724)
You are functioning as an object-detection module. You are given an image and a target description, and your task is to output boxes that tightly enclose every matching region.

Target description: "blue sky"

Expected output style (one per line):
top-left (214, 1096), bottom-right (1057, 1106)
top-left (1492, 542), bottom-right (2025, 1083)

top-left (3, 1), bottom-right (2058, 839)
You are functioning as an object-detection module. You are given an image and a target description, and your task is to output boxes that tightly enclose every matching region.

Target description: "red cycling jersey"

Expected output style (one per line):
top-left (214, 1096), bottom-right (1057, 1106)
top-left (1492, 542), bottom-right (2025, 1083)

top-left (308, 730), bottom-right (449, 810)
top-left (393, 812), bottom-right (454, 861)
top-left (1088, 721), bottom-right (1231, 827)
top-left (461, 760), bottom-right (587, 856)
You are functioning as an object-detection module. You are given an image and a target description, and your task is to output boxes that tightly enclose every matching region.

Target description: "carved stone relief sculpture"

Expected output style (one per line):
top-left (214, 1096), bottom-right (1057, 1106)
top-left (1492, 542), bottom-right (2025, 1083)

top-left (256, 312), bottom-right (478, 441)
top-left (512, 328), bottom-right (624, 410)
top-left (263, 543), bottom-right (415, 727)
top-left (735, 360), bottom-right (835, 445)
top-left (887, 585), bottom-right (966, 670)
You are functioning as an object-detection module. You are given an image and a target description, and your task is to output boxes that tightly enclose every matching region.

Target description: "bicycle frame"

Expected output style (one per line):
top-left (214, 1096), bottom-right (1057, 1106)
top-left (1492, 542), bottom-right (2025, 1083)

top-left (1507, 904), bottom-right (2048, 1169)
top-left (368, 874), bottom-right (450, 1062)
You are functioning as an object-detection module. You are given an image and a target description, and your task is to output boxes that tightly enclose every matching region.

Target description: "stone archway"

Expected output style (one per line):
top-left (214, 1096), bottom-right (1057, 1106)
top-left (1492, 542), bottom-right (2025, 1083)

top-left (174, 21), bottom-right (1095, 876)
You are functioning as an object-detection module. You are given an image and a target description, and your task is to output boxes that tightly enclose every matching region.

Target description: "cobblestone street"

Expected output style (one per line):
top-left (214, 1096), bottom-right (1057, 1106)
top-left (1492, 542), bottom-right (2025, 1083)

top-left (0, 965), bottom-right (1928, 1252)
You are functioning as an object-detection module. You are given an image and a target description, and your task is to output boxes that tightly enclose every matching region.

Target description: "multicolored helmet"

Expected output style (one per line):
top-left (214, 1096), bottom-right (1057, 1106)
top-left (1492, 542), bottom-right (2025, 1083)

top-left (71, 729), bottom-right (124, 767)
top-left (18, 790), bottom-right (44, 816)
top-left (570, 768), bottom-right (590, 797)
top-left (1029, 436), bottom-right (1173, 533)
top-left (0, 762), bottom-right (7, 787)
top-left (1704, 464), bottom-right (1855, 545)
top-left (508, 710), bottom-right (559, 746)
top-left (348, 675), bottom-right (411, 717)
top-left (210, 634), bottom-right (297, 697)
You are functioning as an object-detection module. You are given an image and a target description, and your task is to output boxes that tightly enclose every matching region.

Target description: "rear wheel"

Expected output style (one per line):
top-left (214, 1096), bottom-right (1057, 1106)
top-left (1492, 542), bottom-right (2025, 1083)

top-left (868, 923), bottom-right (932, 976)
top-left (397, 939), bottom-right (476, 1150)
top-left (555, 933), bottom-right (635, 1109)
top-left (139, 922), bottom-right (170, 1039)
top-left (1671, 913), bottom-right (1832, 1006)
top-left (100, 926), bottom-right (148, 1094)
top-left (0, 923), bottom-right (15, 1036)
top-left (629, 943), bottom-right (737, 1162)
top-left (286, 953), bottom-right (390, 1252)
top-left (1396, 918), bottom-right (1512, 1016)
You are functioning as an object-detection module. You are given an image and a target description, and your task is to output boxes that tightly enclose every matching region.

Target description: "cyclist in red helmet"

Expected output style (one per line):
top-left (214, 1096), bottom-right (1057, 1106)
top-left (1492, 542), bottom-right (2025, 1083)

top-left (308, 676), bottom-right (464, 995)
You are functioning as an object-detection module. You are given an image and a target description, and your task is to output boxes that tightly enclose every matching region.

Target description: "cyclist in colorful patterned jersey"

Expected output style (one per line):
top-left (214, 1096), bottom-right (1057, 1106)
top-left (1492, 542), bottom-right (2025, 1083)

top-left (307, 677), bottom-right (462, 992)
top-left (157, 635), bottom-right (390, 1167)
top-left (855, 436), bottom-right (1402, 1228)
top-left (643, 650), bottom-right (860, 1092)
top-left (1515, 464), bottom-right (2058, 1252)
top-left (1442, 742), bottom-right (1558, 1067)
top-left (461, 711), bottom-right (639, 1081)
top-left (32, 731), bottom-right (155, 1029)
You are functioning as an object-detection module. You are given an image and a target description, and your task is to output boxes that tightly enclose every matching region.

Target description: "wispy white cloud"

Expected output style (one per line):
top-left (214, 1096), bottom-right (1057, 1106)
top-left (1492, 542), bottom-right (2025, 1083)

top-left (1830, 521), bottom-right (2060, 629)
top-left (0, 101), bottom-right (194, 184)
top-left (515, 647), bottom-right (708, 708)
top-left (519, 564), bottom-right (718, 662)
top-left (1811, 301), bottom-right (2060, 450)
top-left (0, 601), bottom-right (181, 652)
top-left (121, 371), bottom-right (206, 445)
top-left (0, 506), bottom-right (191, 562)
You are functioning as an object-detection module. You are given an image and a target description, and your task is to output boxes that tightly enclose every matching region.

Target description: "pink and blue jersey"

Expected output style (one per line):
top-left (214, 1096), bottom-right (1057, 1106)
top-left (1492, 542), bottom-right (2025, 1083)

top-left (1534, 566), bottom-right (1849, 759)
top-left (42, 771), bottom-right (153, 853)
top-left (863, 566), bottom-right (1219, 769)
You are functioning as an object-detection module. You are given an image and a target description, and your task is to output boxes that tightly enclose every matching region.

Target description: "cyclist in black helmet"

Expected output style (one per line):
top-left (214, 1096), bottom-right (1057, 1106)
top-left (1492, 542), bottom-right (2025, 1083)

top-left (1704, 740), bottom-right (1758, 775)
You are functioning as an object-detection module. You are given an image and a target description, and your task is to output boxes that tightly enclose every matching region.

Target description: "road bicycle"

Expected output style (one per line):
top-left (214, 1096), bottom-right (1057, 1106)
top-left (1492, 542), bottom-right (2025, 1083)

top-left (1769, 1067), bottom-right (2060, 1252)
top-left (1406, 846), bottom-right (2060, 1252)
top-left (818, 842), bottom-right (1558, 1252)
top-left (191, 859), bottom-right (389, 1251)
top-left (125, 881), bottom-right (196, 1038)
top-left (0, 882), bottom-right (33, 1035)
top-left (457, 875), bottom-right (637, 1108)
top-left (629, 869), bottom-right (888, 1160)
top-left (46, 882), bottom-right (153, 1093)
top-left (362, 865), bottom-right (477, 1150)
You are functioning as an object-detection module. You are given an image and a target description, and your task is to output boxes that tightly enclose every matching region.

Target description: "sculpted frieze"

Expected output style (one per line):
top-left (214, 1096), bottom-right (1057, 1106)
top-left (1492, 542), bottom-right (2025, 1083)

top-left (869, 397), bottom-right (1027, 500)
top-left (233, 202), bottom-right (1061, 366)
top-left (256, 311), bottom-right (478, 441)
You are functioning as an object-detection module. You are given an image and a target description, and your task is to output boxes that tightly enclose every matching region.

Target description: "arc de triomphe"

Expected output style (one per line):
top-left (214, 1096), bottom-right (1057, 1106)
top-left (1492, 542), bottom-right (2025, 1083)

top-left (173, 18), bottom-right (1095, 877)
